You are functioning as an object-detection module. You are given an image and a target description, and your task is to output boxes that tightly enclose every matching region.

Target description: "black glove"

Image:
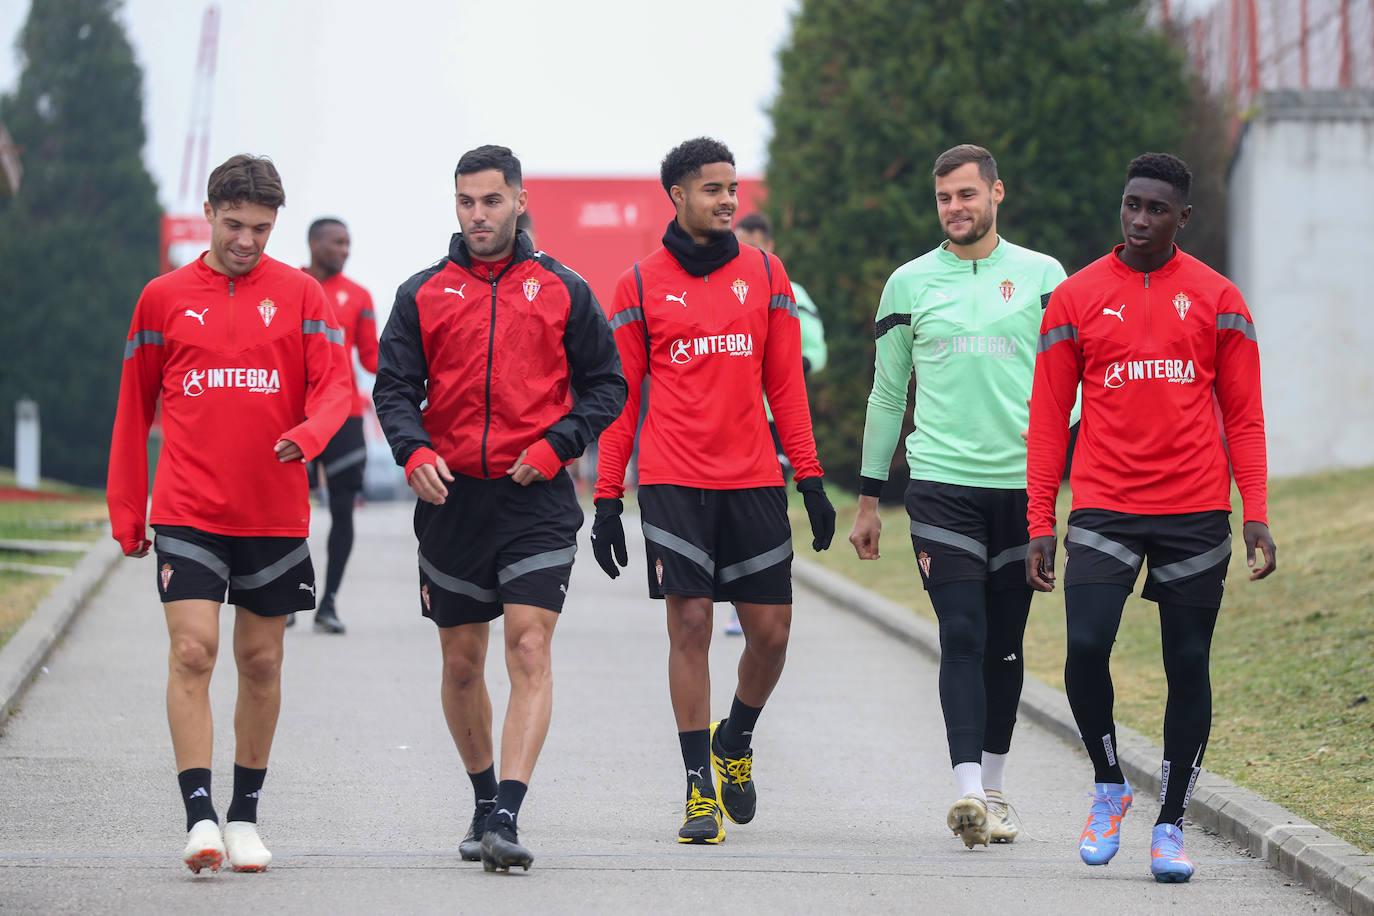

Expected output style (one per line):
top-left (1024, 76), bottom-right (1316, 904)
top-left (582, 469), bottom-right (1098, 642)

top-left (591, 498), bottom-right (628, 579)
top-left (797, 478), bottom-right (835, 551)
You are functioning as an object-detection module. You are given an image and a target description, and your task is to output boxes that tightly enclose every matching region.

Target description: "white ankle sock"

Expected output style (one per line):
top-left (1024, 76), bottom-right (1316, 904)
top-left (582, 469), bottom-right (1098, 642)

top-left (953, 762), bottom-right (984, 800)
top-left (982, 752), bottom-right (1008, 792)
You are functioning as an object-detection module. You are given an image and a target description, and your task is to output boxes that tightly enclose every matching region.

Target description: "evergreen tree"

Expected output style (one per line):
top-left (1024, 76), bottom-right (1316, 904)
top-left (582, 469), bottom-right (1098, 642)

top-left (767, 0), bottom-right (1196, 492)
top-left (0, 0), bottom-right (160, 486)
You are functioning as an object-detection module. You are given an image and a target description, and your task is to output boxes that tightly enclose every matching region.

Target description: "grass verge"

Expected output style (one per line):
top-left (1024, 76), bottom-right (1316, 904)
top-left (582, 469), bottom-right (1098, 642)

top-left (0, 468), bottom-right (106, 651)
top-left (790, 466), bottom-right (1374, 853)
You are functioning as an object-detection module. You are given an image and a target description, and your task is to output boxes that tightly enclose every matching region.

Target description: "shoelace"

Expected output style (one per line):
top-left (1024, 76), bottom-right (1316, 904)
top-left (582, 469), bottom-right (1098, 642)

top-left (1153, 830), bottom-right (1189, 862)
top-left (989, 796), bottom-right (1041, 842)
top-left (467, 803), bottom-right (495, 838)
top-left (685, 790), bottom-right (719, 820)
top-left (721, 754), bottom-right (752, 787)
top-left (1082, 791), bottom-right (1129, 837)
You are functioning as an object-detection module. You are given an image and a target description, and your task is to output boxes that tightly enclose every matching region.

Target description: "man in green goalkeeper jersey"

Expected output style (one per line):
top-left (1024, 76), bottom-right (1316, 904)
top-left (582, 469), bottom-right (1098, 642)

top-left (849, 144), bottom-right (1069, 849)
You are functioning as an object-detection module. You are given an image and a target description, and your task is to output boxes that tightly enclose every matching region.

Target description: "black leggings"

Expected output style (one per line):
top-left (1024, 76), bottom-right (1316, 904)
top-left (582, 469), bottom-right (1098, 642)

top-left (322, 488), bottom-right (356, 603)
top-left (1064, 583), bottom-right (1219, 826)
top-left (928, 580), bottom-right (1033, 766)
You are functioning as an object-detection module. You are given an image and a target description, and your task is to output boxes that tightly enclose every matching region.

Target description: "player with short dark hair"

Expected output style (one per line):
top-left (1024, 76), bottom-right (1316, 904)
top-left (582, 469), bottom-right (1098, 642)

top-left (592, 137), bottom-right (835, 845)
top-left (851, 143), bottom-right (1068, 848)
top-left (1026, 152), bottom-right (1277, 883)
top-left (107, 153), bottom-right (351, 873)
top-left (293, 217), bottom-right (378, 634)
top-left (374, 144), bottom-right (625, 873)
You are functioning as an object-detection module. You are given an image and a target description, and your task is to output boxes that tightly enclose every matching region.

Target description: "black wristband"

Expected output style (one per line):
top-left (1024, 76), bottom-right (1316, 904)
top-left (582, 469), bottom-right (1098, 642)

top-left (858, 476), bottom-right (885, 497)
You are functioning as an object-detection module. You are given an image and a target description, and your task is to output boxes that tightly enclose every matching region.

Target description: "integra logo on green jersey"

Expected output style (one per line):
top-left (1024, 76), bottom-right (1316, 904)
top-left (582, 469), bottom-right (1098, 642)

top-left (931, 336), bottom-right (1020, 360)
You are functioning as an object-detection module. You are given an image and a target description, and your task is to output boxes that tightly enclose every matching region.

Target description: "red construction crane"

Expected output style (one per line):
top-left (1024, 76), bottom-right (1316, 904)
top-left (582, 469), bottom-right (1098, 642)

top-left (159, 4), bottom-right (220, 273)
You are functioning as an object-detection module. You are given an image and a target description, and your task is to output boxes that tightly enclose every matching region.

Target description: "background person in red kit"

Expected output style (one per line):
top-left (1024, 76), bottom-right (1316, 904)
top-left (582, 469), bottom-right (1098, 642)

top-left (294, 216), bottom-right (378, 635)
top-left (106, 154), bottom-right (351, 874)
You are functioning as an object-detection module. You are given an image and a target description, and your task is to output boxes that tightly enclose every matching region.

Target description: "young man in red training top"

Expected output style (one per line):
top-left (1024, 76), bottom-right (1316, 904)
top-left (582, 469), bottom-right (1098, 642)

top-left (591, 137), bottom-right (836, 845)
top-left (373, 145), bottom-right (625, 873)
top-left (107, 154), bottom-right (351, 874)
top-left (1026, 153), bottom-right (1278, 883)
top-left (294, 217), bottom-right (378, 634)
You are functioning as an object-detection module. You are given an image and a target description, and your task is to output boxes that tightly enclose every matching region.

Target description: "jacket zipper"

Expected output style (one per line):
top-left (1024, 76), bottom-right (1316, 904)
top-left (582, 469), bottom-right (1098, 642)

top-left (228, 278), bottom-right (236, 346)
top-left (481, 268), bottom-right (497, 478)
top-left (1143, 271), bottom-right (1152, 346)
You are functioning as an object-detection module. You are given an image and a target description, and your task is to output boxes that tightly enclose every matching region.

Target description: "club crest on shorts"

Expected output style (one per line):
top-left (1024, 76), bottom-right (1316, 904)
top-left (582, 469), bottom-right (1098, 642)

top-left (731, 278), bottom-right (749, 304)
top-left (655, 557), bottom-right (664, 586)
top-left (523, 278), bottom-right (541, 302)
top-left (1172, 292), bottom-right (1191, 320)
top-left (421, 583), bottom-right (431, 611)
top-left (160, 563), bottom-right (174, 592)
top-left (917, 550), bottom-right (932, 578)
top-left (999, 279), bottom-right (1015, 303)
top-left (258, 298), bottom-right (277, 327)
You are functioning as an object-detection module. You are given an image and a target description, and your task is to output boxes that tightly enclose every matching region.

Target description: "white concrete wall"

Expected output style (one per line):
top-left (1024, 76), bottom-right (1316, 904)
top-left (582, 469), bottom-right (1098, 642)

top-left (1228, 98), bottom-right (1374, 477)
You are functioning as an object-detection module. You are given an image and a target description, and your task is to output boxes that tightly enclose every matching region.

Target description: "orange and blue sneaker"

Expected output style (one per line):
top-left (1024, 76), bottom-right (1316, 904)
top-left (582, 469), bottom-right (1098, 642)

top-left (1150, 823), bottom-right (1196, 883)
top-left (1078, 781), bottom-right (1132, 866)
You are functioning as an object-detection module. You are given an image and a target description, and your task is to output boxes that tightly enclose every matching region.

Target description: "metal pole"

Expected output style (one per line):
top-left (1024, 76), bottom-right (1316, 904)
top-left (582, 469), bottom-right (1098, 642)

top-left (1339, 0), bottom-right (1353, 88)
top-left (1300, 0), bottom-right (1310, 89)
top-left (1246, 0), bottom-right (1261, 96)
top-left (15, 398), bottom-right (39, 490)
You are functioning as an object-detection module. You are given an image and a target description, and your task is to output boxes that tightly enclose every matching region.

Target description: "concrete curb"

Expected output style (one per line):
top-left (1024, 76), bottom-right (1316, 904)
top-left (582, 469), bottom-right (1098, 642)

top-left (0, 533), bottom-right (122, 730)
top-left (792, 556), bottom-right (1374, 915)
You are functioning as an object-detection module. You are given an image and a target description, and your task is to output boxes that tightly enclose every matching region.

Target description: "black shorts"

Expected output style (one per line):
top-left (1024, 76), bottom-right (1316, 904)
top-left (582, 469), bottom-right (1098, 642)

top-left (905, 480), bottom-right (1030, 591)
top-left (638, 484), bottom-right (793, 604)
top-left (1064, 508), bottom-right (1232, 608)
top-left (309, 416), bottom-right (366, 494)
top-left (151, 525), bottom-right (316, 616)
top-left (414, 470), bottom-right (582, 627)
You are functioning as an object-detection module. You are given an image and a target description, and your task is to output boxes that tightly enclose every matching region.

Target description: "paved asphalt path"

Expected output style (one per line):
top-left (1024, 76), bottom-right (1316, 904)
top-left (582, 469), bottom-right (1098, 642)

top-left (0, 502), bottom-right (1335, 914)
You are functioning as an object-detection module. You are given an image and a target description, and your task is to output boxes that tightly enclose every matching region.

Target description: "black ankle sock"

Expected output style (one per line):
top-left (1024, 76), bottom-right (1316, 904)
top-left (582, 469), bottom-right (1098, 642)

top-left (718, 697), bottom-right (763, 751)
top-left (178, 768), bottom-right (217, 832)
top-left (468, 765), bottom-right (498, 806)
top-left (487, 780), bottom-right (528, 831)
top-left (679, 729), bottom-right (715, 798)
top-left (225, 764), bottom-right (267, 823)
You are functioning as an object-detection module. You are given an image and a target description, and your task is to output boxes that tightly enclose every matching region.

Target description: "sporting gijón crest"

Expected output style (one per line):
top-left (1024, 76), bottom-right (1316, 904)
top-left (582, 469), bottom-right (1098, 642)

top-left (1172, 292), bottom-right (1191, 320)
top-left (523, 278), bottom-right (541, 302)
top-left (999, 279), bottom-right (1015, 303)
top-left (731, 279), bottom-right (749, 304)
top-left (258, 298), bottom-right (277, 327)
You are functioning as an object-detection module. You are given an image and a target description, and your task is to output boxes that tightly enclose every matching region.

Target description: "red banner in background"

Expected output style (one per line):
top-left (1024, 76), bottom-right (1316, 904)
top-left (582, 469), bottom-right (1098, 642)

top-left (521, 177), bottom-right (766, 307)
top-left (160, 214), bottom-right (212, 274)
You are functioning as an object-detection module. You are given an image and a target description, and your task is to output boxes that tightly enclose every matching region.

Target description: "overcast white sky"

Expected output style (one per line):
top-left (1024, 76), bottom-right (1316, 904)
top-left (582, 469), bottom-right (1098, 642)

top-left (0, 0), bottom-right (798, 307)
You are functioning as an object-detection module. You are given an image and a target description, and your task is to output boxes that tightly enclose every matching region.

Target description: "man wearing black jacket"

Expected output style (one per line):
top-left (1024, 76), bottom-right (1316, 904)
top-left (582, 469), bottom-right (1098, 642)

top-left (374, 145), bottom-right (625, 873)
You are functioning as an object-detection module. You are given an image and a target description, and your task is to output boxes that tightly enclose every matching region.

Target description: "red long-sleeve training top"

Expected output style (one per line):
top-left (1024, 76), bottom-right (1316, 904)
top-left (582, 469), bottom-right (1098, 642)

top-left (594, 243), bottom-right (823, 499)
top-left (107, 253), bottom-right (352, 554)
top-left (1027, 246), bottom-right (1268, 538)
top-left (311, 271), bottom-right (378, 417)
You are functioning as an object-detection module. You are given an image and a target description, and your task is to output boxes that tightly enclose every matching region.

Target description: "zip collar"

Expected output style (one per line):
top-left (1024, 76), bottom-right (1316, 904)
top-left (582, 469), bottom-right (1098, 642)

top-left (447, 229), bottom-right (535, 271)
top-left (936, 235), bottom-right (1006, 273)
top-left (191, 250), bottom-right (273, 288)
top-left (1108, 243), bottom-right (1185, 280)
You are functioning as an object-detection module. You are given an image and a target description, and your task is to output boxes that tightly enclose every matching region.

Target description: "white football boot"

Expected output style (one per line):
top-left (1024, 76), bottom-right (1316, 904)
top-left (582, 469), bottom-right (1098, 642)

top-left (223, 821), bottom-right (272, 872)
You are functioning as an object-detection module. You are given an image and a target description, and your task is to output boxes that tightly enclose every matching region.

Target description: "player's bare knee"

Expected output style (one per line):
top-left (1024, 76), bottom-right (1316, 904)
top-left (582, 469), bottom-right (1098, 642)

top-left (507, 628), bottom-right (552, 680)
top-left (746, 618), bottom-right (791, 660)
top-left (442, 654), bottom-right (485, 692)
top-left (669, 611), bottom-right (713, 649)
top-left (235, 642), bottom-right (283, 685)
top-left (169, 635), bottom-right (216, 680)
